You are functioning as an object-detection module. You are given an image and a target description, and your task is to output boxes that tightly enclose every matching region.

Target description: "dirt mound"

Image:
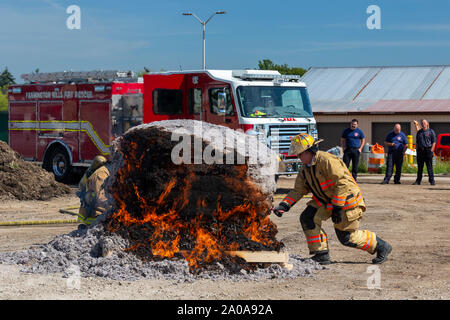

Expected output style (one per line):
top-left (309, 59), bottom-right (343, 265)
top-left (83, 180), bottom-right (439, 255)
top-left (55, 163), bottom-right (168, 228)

top-left (0, 141), bottom-right (71, 200)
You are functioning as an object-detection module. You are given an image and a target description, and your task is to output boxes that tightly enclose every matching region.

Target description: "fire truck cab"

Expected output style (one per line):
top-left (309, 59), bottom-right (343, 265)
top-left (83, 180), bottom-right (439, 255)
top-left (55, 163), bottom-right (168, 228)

top-left (8, 70), bottom-right (143, 181)
top-left (143, 69), bottom-right (318, 174)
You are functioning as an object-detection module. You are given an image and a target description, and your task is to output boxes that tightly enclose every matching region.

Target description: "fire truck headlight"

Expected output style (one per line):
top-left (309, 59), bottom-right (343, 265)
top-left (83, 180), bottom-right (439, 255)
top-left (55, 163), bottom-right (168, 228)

top-left (246, 125), bottom-right (267, 144)
top-left (249, 126), bottom-right (265, 143)
top-left (269, 135), bottom-right (280, 142)
top-left (253, 124), bottom-right (264, 132)
top-left (309, 123), bottom-right (318, 139)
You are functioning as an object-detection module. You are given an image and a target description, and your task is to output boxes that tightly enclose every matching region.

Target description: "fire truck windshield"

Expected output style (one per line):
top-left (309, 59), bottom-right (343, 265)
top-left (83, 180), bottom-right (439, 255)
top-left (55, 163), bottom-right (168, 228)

top-left (236, 86), bottom-right (313, 118)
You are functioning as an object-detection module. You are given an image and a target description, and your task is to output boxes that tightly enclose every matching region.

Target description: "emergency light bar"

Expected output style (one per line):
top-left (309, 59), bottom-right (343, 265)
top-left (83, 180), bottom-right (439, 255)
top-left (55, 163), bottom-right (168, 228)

top-left (232, 70), bottom-right (301, 82)
top-left (21, 70), bottom-right (135, 83)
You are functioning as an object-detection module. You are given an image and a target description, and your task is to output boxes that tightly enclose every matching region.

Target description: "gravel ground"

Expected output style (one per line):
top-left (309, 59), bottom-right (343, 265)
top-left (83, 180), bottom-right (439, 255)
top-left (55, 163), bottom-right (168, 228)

top-left (0, 175), bottom-right (449, 299)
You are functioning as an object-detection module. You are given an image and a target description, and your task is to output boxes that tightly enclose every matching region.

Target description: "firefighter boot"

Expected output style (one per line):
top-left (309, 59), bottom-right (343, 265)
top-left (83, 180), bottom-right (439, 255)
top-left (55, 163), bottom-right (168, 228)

top-left (372, 237), bottom-right (392, 264)
top-left (311, 251), bottom-right (331, 265)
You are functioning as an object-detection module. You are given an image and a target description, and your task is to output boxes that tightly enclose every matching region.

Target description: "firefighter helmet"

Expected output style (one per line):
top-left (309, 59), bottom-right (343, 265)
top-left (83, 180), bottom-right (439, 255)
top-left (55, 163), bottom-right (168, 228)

top-left (90, 155), bottom-right (107, 171)
top-left (288, 133), bottom-right (323, 156)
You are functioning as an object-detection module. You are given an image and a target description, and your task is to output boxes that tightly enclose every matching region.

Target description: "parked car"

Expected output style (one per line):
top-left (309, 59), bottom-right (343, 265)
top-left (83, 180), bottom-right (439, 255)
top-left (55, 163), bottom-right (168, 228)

top-left (435, 133), bottom-right (450, 160)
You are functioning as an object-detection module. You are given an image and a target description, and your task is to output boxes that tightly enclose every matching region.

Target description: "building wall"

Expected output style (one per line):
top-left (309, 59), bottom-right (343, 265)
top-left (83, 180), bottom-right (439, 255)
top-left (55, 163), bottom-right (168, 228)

top-left (315, 114), bottom-right (450, 147)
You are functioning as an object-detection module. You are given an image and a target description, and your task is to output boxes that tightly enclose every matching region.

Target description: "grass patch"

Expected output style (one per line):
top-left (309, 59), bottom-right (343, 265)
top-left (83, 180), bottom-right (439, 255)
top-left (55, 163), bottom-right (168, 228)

top-left (348, 157), bottom-right (450, 174)
top-left (347, 162), bottom-right (369, 173)
top-left (379, 158), bottom-right (450, 174)
top-left (434, 159), bottom-right (450, 174)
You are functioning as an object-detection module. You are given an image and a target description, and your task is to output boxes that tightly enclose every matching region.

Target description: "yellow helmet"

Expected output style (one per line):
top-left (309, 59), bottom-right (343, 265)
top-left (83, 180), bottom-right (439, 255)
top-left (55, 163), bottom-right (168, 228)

top-left (288, 133), bottom-right (323, 155)
top-left (90, 155), bottom-right (107, 171)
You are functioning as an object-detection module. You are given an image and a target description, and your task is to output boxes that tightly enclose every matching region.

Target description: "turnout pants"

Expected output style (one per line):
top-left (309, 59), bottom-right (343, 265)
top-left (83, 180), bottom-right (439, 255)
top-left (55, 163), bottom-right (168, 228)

top-left (300, 205), bottom-right (377, 255)
top-left (384, 151), bottom-right (404, 183)
top-left (416, 147), bottom-right (435, 183)
top-left (343, 148), bottom-right (360, 181)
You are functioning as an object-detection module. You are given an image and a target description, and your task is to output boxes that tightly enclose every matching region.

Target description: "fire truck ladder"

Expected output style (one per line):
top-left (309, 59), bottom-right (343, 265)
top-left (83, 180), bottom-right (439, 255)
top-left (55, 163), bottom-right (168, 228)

top-left (21, 70), bottom-right (136, 83)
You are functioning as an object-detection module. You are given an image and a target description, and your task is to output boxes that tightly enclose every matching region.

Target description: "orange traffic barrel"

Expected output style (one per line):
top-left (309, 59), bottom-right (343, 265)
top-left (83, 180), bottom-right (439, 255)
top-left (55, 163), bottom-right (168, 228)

top-left (368, 143), bottom-right (385, 173)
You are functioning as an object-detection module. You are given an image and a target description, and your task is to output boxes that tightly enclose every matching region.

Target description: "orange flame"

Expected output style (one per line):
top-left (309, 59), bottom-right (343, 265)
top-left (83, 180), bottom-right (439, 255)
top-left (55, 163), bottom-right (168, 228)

top-left (107, 139), bottom-right (279, 271)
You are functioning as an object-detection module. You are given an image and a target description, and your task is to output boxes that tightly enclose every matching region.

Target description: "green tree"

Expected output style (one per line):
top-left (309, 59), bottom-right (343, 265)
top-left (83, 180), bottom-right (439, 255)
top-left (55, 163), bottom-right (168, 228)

top-left (257, 59), bottom-right (306, 76)
top-left (258, 59), bottom-right (277, 70)
top-left (0, 89), bottom-right (7, 112)
top-left (0, 67), bottom-right (16, 87)
top-left (0, 84), bottom-right (7, 95)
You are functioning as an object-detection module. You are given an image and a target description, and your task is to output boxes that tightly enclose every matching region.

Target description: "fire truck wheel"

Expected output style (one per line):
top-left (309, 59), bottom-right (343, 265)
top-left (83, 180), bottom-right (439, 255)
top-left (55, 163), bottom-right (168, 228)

top-left (48, 147), bottom-right (72, 182)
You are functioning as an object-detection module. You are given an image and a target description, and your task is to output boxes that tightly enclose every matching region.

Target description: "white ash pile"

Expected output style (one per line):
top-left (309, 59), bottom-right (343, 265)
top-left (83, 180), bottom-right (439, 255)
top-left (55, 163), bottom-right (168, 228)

top-left (0, 120), bottom-right (324, 280)
top-left (0, 224), bottom-right (323, 282)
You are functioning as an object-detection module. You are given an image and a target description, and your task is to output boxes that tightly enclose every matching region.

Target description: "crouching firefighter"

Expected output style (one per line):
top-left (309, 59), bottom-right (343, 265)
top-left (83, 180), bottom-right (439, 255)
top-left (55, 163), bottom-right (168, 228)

top-left (272, 133), bottom-right (392, 265)
top-left (77, 155), bottom-right (111, 229)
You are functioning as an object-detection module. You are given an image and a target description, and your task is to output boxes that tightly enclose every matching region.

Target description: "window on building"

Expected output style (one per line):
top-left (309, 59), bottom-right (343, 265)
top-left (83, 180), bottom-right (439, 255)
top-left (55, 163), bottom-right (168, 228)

top-left (153, 89), bottom-right (183, 115)
top-left (188, 88), bottom-right (202, 114)
top-left (209, 87), bottom-right (234, 116)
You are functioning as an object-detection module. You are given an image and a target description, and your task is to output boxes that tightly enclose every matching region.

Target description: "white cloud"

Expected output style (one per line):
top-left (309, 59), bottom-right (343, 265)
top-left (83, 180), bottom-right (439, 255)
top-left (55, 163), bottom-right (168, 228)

top-left (39, 0), bottom-right (65, 10)
top-left (262, 40), bottom-right (450, 54)
top-left (392, 24), bottom-right (450, 32)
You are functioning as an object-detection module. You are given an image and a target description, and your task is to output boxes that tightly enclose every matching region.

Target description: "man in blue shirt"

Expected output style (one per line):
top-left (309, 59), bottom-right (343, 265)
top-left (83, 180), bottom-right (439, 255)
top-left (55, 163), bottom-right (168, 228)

top-left (413, 119), bottom-right (436, 185)
top-left (341, 119), bottom-right (365, 181)
top-left (381, 123), bottom-right (408, 184)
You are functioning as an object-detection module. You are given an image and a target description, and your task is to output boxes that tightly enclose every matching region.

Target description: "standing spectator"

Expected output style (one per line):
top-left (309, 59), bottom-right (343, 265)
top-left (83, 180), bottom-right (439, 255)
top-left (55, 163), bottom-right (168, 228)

top-left (381, 123), bottom-right (408, 184)
top-left (341, 119), bottom-right (365, 181)
top-left (413, 119), bottom-right (436, 185)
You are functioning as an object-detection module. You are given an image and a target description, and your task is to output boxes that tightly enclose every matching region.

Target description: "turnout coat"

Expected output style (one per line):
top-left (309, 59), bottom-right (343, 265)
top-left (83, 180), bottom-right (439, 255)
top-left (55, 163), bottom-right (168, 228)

top-left (283, 151), bottom-right (365, 220)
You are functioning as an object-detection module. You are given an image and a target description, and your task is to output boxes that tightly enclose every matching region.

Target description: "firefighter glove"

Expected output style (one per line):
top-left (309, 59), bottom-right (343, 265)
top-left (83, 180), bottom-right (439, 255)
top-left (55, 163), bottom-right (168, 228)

top-left (331, 206), bottom-right (343, 224)
top-left (273, 202), bottom-right (290, 217)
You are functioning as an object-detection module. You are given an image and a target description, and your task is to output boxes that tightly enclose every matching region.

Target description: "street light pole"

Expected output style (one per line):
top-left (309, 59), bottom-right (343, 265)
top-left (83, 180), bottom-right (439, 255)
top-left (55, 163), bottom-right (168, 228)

top-left (182, 11), bottom-right (226, 70)
top-left (202, 22), bottom-right (206, 70)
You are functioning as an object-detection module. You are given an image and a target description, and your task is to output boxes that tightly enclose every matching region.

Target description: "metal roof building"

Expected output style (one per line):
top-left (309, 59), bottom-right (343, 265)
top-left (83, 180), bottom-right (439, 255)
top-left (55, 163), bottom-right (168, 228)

top-left (301, 66), bottom-right (450, 150)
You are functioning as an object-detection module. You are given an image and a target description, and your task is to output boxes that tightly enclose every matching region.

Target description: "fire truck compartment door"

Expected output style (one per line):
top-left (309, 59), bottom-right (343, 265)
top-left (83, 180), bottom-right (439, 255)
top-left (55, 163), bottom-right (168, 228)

top-left (38, 101), bottom-right (63, 136)
top-left (79, 100), bottom-right (111, 160)
top-left (9, 101), bottom-right (38, 160)
top-left (36, 101), bottom-right (64, 162)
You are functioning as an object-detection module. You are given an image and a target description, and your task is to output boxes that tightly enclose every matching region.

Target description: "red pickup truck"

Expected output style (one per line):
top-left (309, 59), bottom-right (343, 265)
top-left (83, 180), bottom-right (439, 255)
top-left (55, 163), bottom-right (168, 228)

top-left (435, 133), bottom-right (450, 160)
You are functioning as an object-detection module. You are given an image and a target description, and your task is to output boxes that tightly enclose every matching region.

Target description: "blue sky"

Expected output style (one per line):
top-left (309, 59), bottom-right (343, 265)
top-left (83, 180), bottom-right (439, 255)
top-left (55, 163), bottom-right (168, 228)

top-left (1, 0), bottom-right (450, 82)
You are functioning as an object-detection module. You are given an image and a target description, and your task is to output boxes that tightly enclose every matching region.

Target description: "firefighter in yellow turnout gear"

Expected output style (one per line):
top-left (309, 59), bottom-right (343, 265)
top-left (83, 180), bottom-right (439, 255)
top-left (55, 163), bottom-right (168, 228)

top-left (77, 155), bottom-right (110, 229)
top-left (273, 133), bottom-right (392, 265)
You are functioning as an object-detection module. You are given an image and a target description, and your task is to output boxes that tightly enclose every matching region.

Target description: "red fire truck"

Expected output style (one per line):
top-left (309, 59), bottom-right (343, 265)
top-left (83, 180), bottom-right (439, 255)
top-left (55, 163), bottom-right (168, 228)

top-left (8, 70), bottom-right (143, 181)
top-left (9, 69), bottom-right (317, 181)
